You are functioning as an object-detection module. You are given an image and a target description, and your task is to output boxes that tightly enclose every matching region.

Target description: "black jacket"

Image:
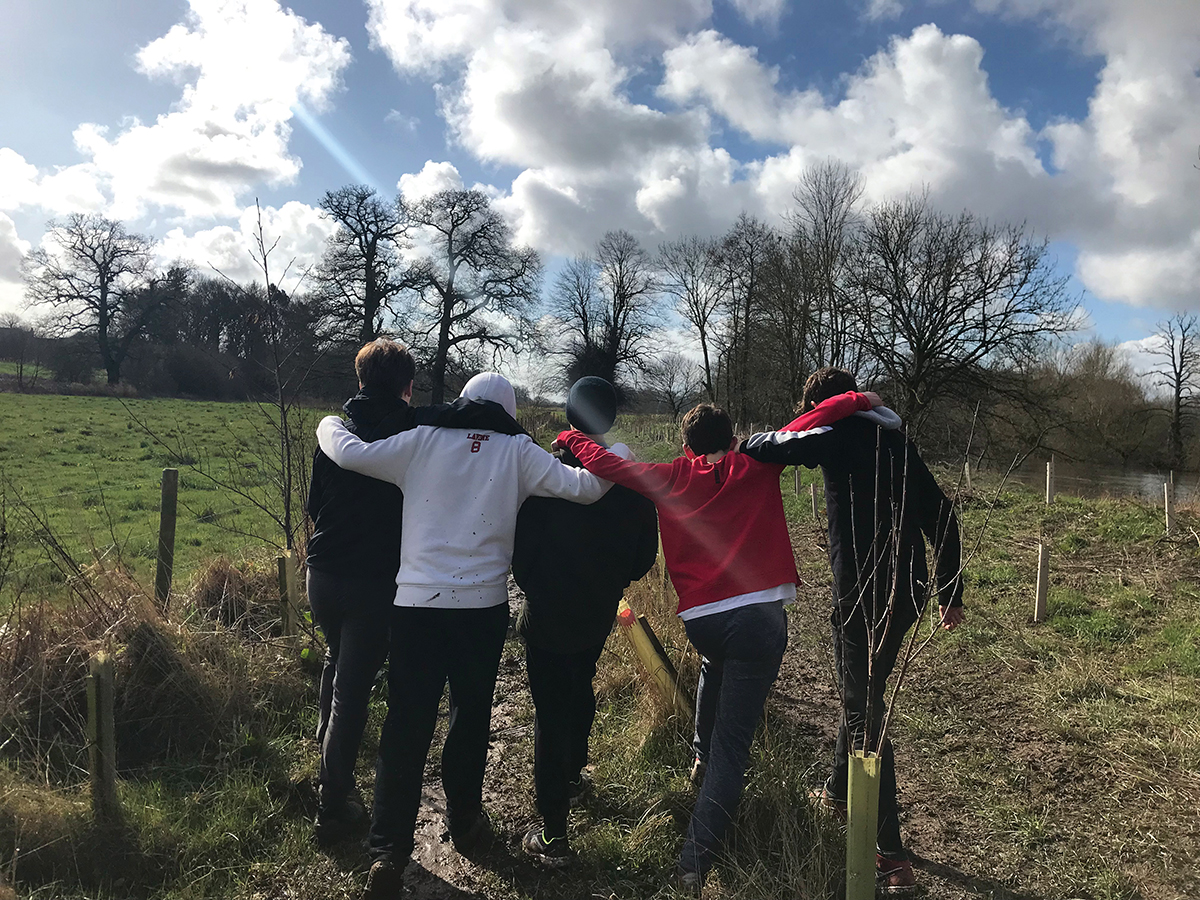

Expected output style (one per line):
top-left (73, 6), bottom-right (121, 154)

top-left (306, 392), bottom-right (526, 578)
top-left (740, 413), bottom-right (962, 625)
top-left (513, 449), bottom-right (659, 653)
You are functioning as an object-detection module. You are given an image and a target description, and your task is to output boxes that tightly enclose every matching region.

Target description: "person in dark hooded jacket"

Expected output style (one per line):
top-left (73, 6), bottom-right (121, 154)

top-left (511, 377), bottom-right (659, 867)
top-left (737, 367), bottom-right (964, 894)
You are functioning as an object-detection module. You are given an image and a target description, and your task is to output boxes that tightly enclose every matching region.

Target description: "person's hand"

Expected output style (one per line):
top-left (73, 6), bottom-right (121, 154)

top-left (938, 605), bottom-right (965, 631)
top-left (864, 391), bottom-right (884, 409)
top-left (551, 428), bottom-right (581, 452)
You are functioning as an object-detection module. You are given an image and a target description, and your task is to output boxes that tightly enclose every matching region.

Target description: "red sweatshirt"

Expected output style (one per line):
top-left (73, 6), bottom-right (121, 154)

top-left (556, 392), bottom-right (872, 615)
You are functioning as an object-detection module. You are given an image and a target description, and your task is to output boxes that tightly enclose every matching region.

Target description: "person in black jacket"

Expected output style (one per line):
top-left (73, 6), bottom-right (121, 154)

top-left (307, 339), bottom-right (416, 846)
top-left (306, 341), bottom-right (528, 850)
top-left (511, 377), bottom-right (659, 867)
top-left (737, 367), bottom-right (964, 893)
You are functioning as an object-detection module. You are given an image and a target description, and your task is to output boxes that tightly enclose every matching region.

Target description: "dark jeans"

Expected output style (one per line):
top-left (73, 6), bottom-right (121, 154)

top-left (525, 640), bottom-right (606, 837)
top-left (680, 601), bottom-right (787, 877)
top-left (369, 602), bottom-right (510, 863)
top-left (307, 567), bottom-right (395, 813)
top-left (827, 604), bottom-right (919, 861)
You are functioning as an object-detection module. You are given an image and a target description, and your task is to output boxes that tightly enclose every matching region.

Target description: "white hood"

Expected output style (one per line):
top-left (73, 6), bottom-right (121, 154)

top-left (854, 406), bottom-right (903, 430)
top-left (460, 372), bottom-right (517, 419)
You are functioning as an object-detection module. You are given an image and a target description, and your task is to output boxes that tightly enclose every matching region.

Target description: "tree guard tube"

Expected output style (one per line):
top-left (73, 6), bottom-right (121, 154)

top-left (846, 750), bottom-right (882, 900)
top-left (615, 598), bottom-right (692, 720)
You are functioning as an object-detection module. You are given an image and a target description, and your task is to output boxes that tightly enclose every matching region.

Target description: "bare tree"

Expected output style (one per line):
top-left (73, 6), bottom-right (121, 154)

top-left (658, 235), bottom-right (723, 401)
top-left (716, 214), bottom-right (777, 422)
top-left (315, 185), bottom-right (409, 344)
top-left (791, 160), bottom-right (865, 374)
top-left (646, 350), bottom-right (701, 420)
top-left (23, 213), bottom-right (172, 384)
top-left (1148, 312), bottom-right (1200, 469)
top-left (853, 194), bottom-right (1077, 428)
top-left (405, 190), bottom-right (541, 403)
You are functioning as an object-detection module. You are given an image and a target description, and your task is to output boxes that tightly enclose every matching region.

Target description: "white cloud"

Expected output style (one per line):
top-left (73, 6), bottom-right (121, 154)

top-left (398, 160), bottom-right (465, 200)
top-left (1, 0), bottom-right (351, 223)
top-left (156, 201), bottom-right (336, 286)
top-left (727, 0), bottom-right (787, 27)
top-left (0, 213), bottom-right (31, 315)
top-left (862, 0), bottom-right (904, 21)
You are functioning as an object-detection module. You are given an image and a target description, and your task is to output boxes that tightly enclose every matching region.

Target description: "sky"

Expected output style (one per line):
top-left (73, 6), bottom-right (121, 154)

top-left (1, 0), bottom-right (1198, 377)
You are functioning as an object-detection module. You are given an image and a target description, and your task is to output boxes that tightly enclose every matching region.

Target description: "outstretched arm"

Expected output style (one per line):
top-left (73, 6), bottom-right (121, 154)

top-left (520, 439), bottom-right (613, 503)
top-left (316, 416), bottom-right (418, 486)
top-left (555, 431), bottom-right (679, 500)
top-left (777, 391), bottom-right (874, 432)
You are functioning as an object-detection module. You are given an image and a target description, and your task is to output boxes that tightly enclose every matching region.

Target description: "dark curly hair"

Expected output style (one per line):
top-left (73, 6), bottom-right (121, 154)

top-left (799, 367), bottom-right (858, 414)
top-left (680, 403), bottom-right (734, 456)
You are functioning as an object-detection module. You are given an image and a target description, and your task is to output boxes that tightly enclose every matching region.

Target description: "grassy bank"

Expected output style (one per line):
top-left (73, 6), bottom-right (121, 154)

top-left (0, 399), bottom-right (1196, 899)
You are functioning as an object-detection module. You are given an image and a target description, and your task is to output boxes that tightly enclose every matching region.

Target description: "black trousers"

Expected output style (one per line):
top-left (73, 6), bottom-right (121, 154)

top-left (524, 640), bottom-right (606, 837)
top-left (828, 604), bottom-right (919, 861)
top-left (307, 568), bottom-right (394, 813)
top-left (368, 602), bottom-right (510, 863)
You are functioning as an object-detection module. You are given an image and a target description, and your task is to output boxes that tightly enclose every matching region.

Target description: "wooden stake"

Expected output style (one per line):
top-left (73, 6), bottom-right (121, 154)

top-left (1165, 482), bottom-right (1175, 535)
top-left (615, 599), bottom-right (692, 720)
top-left (964, 458), bottom-right (972, 492)
top-left (1045, 457), bottom-right (1055, 505)
top-left (154, 468), bottom-right (178, 615)
top-left (87, 652), bottom-right (119, 821)
top-left (794, 467), bottom-right (800, 496)
top-left (1034, 542), bottom-right (1049, 622)
top-left (811, 482), bottom-right (820, 521)
top-left (277, 550), bottom-right (299, 636)
top-left (846, 751), bottom-right (882, 900)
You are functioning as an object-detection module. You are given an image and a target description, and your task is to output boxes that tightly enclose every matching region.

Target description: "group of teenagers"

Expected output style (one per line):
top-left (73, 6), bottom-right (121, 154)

top-left (305, 338), bottom-right (965, 899)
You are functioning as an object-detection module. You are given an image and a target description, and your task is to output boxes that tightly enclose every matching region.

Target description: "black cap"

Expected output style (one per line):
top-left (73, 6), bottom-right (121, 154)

top-left (566, 376), bottom-right (617, 435)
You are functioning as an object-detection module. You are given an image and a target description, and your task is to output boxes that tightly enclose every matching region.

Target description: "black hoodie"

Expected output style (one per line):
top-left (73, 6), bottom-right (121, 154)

top-left (306, 391), bottom-right (526, 578)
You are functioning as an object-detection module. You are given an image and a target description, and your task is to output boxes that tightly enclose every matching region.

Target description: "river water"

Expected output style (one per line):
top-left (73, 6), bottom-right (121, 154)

top-left (987, 458), bottom-right (1198, 505)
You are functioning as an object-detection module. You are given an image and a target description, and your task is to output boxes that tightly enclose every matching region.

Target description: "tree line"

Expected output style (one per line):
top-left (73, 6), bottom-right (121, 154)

top-left (7, 162), bottom-right (1200, 471)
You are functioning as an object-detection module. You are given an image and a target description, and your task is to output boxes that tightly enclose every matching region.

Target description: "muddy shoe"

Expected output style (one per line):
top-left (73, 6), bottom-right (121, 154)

top-left (522, 826), bottom-right (572, 868)
top-left (450, 810), bottom-right (496, 859)
top-left (362, 859), bottom-right (405, 899)
top-left (315, 798), bottom-right (370, 847)
top-left (876, 856), bottom-right (917, 894)
top-left (688, 757), bottom-right (706, 786)
top-left (674, 865), bottom-right (703, 895)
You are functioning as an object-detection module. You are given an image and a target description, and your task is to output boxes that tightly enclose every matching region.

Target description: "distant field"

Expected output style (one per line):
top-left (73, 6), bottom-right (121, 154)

top-left (0, 392), bottom-right (339, 597)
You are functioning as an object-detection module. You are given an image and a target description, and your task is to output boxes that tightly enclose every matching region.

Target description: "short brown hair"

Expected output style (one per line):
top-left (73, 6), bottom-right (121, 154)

top-left (680, 403), bottom-right (734, 456)
top-left (355, 339), bottom-right (415, 397)
top-left (799, 367), bottom-right (858, 414)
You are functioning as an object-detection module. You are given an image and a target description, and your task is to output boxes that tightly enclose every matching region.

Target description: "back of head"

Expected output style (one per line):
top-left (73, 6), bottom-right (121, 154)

top-left (566, 376), bottom-right (617, 435)
top-left (800, 367), bottom-right (858, 414)
top-left (460, 372), bottom-right (517, 419)
top-left (680, 403), bottom-right (733, 456)
top-left (355, 338), bottom-right (415, 397)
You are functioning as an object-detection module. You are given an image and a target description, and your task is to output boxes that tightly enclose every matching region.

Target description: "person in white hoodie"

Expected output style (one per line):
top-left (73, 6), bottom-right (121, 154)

top-left (315, 372), bottom-right (611, 899)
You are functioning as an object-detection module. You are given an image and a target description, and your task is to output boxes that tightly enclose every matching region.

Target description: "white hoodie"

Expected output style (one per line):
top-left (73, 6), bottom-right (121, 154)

top-left (316, 376), bottom-right (612, 609)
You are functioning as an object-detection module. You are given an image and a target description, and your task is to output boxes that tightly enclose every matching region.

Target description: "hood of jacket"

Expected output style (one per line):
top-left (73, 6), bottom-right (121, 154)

top-left (342, 390), bottom-right (410, 437)
top-left (853, 406), bottom-right (903, 430)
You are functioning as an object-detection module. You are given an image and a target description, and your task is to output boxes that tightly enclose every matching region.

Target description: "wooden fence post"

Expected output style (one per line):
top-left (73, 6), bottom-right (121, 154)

top-left (87, 652), bottom-right (119, 821)
top-left (964, 459), bottom-right (972, 492)
top-left (811, 482), bottom-right (820, 521)
top-left (1034, 543), bottom-right (1050, 622)
top-left (794, 467), bottom-right (800, 496)
top-left (1165, 482), bottom-right (1175, 535)
top-left (1045, 457), bottom-right (1055, 505)
top-left (154, 468), bottom-right (178, 615)
top-left (277, 550), bottom-right (299, 636)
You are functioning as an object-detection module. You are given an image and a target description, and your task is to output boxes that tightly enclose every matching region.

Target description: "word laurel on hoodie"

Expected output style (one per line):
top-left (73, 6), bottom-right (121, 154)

top-left (316, 374), bottom-right (614, 610)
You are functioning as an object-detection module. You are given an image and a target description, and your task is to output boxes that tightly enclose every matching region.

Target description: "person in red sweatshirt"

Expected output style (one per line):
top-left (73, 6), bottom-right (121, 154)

top-left (554, 390), bottom-right (875, 889)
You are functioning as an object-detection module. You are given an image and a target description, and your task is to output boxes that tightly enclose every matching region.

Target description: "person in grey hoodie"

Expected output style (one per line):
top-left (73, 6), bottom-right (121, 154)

top-left (315, 372), bottom-right (612, 900)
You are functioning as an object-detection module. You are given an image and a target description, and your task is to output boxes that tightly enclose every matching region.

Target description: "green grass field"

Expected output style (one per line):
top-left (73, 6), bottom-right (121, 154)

top-left (0, 392), bottom-right (1198, 900)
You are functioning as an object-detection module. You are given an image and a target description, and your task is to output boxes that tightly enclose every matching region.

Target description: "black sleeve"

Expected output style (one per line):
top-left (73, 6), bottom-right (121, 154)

top-left (738, 425), bottom-right (840, 468)
top-left (306, 448), bottom-right (328, 521)
top-left (511, 497), bottom-right (545, 593)
top-left (627, 495), bottom-right (660, 585)
top-left (905, 442), bottom-right (964, 608)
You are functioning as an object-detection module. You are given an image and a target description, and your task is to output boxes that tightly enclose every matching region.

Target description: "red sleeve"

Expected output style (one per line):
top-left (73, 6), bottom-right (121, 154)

top-left (778, 391), bottom-right (871, 432)
top-left (557, 431), bottom-right (678, 499)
